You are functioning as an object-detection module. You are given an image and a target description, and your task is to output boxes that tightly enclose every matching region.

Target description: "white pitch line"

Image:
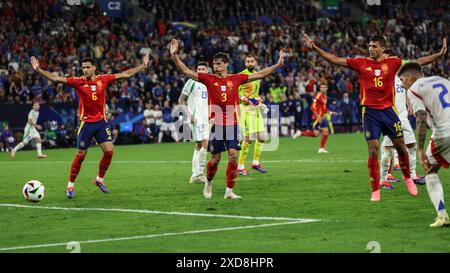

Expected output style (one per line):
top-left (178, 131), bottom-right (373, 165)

top-left (0, 220), bottom-right (312, 252)
top-left (0, 159), bottom-right (365, 164)
top-left (0, 203), bottom-right (320, 222)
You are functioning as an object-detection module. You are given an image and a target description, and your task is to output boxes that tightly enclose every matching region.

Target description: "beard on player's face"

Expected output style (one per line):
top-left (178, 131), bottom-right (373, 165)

top-left (246, 65), bottom-right (255, 72)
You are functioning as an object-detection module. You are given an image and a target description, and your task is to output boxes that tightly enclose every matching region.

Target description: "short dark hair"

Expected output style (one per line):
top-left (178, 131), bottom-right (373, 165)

top-left (383, 48), bottom-right (396, 56)
top-left (319, 82), bottom-right (328, 87)
top-left (397, 62), bottom-right (422, 77)
top-left (369, 35), bottom-right (387, 47)
top-left (246, 54), bottom-right (257, 60)
top-left (196, 61), bottom-right (209, 68)
top-left (81, 57), bottom-right (95, 65)
top-left (213, 52), bottom-right (229, 63)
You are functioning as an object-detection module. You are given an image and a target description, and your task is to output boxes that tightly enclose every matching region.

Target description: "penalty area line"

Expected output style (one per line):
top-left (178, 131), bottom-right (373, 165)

top-left (0, 203), bottom-right (321, 222)
top-left (0, 221), bottom-right (314, 252)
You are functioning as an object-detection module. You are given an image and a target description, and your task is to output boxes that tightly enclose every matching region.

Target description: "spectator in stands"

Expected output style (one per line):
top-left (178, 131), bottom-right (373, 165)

top-left (341, 92), bottom-right (354, 133)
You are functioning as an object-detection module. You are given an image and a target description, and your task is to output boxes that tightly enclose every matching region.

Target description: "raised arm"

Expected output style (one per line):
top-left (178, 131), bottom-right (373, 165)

top-left (304, 34), bottom-right (347, 66)
top-left (412, 38), bottom-right (447, 66)
top-left (170, 39), bottom-right (198, 81)
top-left (247, 49), bottom-right (284, 82)
top-left (114, 53), bottom-right (150, 80)
top-left (31, 56), bottom-right (67, 83)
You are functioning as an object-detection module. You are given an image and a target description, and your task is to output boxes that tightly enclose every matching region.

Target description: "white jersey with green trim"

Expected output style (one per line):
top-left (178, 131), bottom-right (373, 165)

top-left (24, 109), bottom-right (39, 132)
top-left (181, 78), bottom-right (209, 125)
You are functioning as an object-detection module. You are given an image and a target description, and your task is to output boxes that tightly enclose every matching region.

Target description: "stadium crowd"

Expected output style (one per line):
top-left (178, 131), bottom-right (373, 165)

top-left (0, 0), bottom-right (448, 149)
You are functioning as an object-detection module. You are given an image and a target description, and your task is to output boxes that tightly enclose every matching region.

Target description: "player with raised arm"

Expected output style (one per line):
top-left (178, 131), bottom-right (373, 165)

top-left (399, 62), bottom-right (450, 227)
top-left (10, 101), bottom-right (48, 159)
top-left (178, 62), bottom-right (210, 184)
top-left (237, 54), bottom-right (269, 175)
top-left (303, 33), bottom-right (446, 201)
top-left (30, 54), bottom-right (149, 199)
top-left (292, 82), bottom-right (336, 153)
top-left (170, 39), bottom-right (283, 199)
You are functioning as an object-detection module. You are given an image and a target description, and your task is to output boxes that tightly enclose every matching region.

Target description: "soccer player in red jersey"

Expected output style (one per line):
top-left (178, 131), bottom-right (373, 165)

top-left (30, 54), bottom-right (150, 199)
top-left (293, 82), bottom-right (336, 153)
top-left (303, 34), bottom-right (446, 201)
top-left (170, 39), bottom-right (284, 199)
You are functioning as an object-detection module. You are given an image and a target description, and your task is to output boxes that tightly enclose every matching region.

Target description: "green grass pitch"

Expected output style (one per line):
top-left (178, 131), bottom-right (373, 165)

top-left (0, 132), bottom-right (449, 253)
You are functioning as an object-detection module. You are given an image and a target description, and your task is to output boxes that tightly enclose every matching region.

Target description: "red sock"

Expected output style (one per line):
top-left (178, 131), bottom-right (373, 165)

top-left (320, 135), bottom-right (328, 148)
top-left (69, 153), bottom-right (86, 183)
top-left (206, 161), bottom-right (218, 182)
top-left (301, 130), bottom-right (316, 137)
top-left (388, 158), bottom-right (393, 174)
top-left (226, 160), bottom-right (238, 189)
top-left (98, 151), bottom-right (113, 179)
top-left (368, 156), bottom-right (380, 192)
top-left (398, 152), bottom-right (411, 179)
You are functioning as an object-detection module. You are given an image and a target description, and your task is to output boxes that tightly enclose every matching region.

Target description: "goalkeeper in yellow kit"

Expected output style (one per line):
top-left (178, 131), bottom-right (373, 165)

top-left (238, 55), bottom-right (268, 175)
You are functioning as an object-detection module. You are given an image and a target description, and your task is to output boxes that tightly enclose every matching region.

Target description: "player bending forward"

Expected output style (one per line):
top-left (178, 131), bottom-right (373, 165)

top-left (171, 39), bottom-right (283, 199)
top-left (30, 54), bottom-right (149, 199)
top-left (400, 63), bottom-right (450, 228)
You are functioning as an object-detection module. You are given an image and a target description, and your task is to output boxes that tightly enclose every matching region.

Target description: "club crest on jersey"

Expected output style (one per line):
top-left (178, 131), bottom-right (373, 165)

top-left (374, 69), bottom-right (381, 77)
top-left (90, 85), bottom-right (97, 92)
top-left (226, 81), bottom-right (233, 89)
top-left (220, 85), bottom-right (227, 92)
top-left (381, 64), bottom-right (388, 73)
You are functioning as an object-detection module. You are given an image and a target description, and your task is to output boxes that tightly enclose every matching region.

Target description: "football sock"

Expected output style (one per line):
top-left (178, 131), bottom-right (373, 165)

top-left (380, 148), bottom-right (394, 182)
top-left (253, 141), bottom-right (263, 163)
top-left (69, 153), bottom-right (86, 183)
top-left (36, 143), bottom-right (43, 155)
top-left (368, 156), bottom-right (380, 192)
top-left (397, 151), bottom-right (411, 179)
top-left (198, 147), bottom-right (207, 175)
top-left (425, 173), bottom-right (448, 218)
top-left (13, 142), bottom-right (25, 152)
top-left (388, 158), bottom-right (393, 175)
top-left (192, 148), bottom-right (199, 176)
top-left (226, 160), bottom-right (238, 189)
top-left (206, 161), bottom-right (218, 182)
top-left (98, 151), bottom-right (113, 179)
top-left (301, 130), bottom-right (316, 137)
top-left (239, 141), bottom-right (250, 167)
top-left (67, 182), bottom-right (75, 189)
top-left (320, 135), bottom-right (328, 148)
top-left (408, 146), bottom-right (417, 178)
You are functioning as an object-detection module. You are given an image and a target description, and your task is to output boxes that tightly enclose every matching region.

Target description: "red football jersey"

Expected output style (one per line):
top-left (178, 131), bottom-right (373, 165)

top-left (346, 57), bottom-right (402, 109)
top-left (198, 73), bottom-right (249, 126)
top-left (66, 74), bottom-right (116, 122)
top-left (311, 92), bottom-right (328, 119)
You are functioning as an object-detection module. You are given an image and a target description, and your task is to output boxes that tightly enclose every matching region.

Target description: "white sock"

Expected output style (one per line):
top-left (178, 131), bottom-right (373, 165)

top-left (380, 148), bottom-right (394, 182)
top-left (238, 164), bottom-right (245, 170)
top-left (198, 147), bottom-right (207, 175)
top-left (96, 176), bottom-right (104, 182)
top-left (425, 173), bottom-right (448, 218)
top-left (252, 160), bottom-right (260, 165)
top-left (36, 142), bottom-right (42, 155)
top-left (67, 182), bottom-right (75, 189)
top-left (408, 146), bottom-right (417, 178)
top-left (225, 187), bottom-right (233, 194)
top-left (192, 148), bottom-right (199, 176)
top-left (13, 142), bottom-right (25, 152)
top-left (394, 151), bottom-right (399, 166)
